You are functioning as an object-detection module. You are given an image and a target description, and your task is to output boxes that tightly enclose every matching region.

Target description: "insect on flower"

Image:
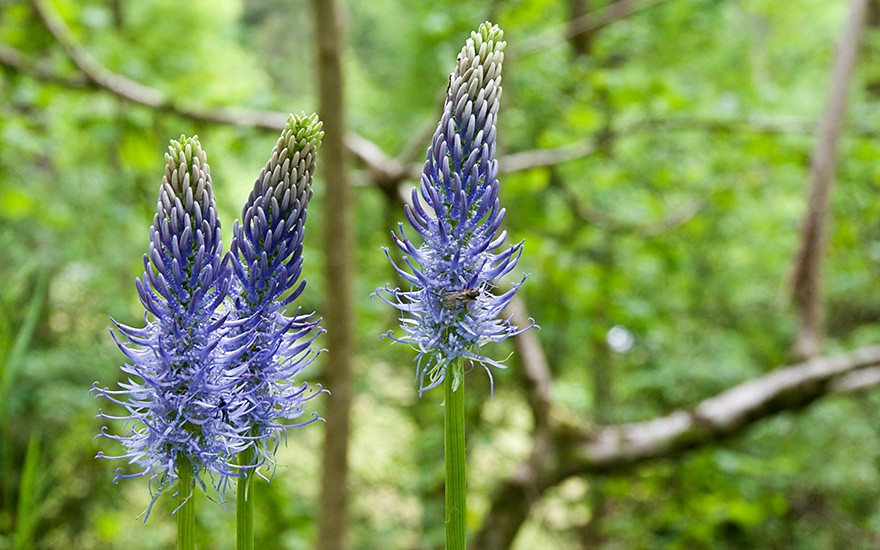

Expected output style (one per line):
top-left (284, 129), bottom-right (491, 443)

top-left (440, 288), bottom-right (481, 310)
top-left (375, 22), bottom-right (535, 396)
top-left (216, 397), bottom-right (229, 424)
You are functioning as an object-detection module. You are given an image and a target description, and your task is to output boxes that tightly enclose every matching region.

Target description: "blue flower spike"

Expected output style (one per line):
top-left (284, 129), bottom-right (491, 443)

top-left (228, 112), bottom-right (325, 472)
top-left (377, 22), bottom-right (533, 396)
top-left (93, 135), bottom-right (244, 514)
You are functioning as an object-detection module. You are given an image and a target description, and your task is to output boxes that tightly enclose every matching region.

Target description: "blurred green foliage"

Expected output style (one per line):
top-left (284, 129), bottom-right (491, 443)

top-left (2, 0), bottom-right (880, 548)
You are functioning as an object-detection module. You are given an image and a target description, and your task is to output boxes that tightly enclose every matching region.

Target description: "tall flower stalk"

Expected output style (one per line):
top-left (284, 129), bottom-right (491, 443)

top-left (227, 113), bottom-right (325, 549)
top-left (376, 22), bottom-right (530, 548)
top-left (93, 136), bottom-right (243, 545)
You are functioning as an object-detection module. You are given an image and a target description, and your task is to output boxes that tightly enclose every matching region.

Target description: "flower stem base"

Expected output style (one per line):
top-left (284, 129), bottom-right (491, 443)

top-left (237, 446), bottom-right (255, 550)
top-left (176, 457), bottom-right (195, 550)
top-left (445, 361), bottom-right (466, 550)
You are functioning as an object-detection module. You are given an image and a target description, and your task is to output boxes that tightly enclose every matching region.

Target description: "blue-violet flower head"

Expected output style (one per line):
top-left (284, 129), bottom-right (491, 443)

top-left (376, 22), bottom-right (532, 396)
top-left (93, 136), bottom-right (244, 510)
top-left (227, 113), bottom-right (325, 470)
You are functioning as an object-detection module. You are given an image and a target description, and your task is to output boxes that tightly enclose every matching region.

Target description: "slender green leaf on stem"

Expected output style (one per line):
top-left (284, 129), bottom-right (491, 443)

top-left (0, 270), bottom-right (48, 399)
top-left (13, 434), bottom-right (40, 550)
top-left (176, 456), bottom-right (195, 550)
top-left (236, 446), bottom-right (255, 550)
top-left (444, 359), bottom-right (466, 550)
top-left (1, 270), bottom-right (48, 519)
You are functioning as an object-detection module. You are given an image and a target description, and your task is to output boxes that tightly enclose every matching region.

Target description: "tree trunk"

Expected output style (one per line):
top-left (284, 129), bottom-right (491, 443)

top-left (580, 234), bottom-right (616, 547)
top-left (313, 1), bottom-right (354, 549)
top-left (569, 0), bottom-right (592, 56)
top-left (791, 0), bottom-right (868, 360)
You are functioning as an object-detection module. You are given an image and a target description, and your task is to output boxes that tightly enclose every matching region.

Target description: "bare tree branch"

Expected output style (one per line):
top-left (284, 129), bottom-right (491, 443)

top-left (517, 0), bottom-right (674, 56)
top-left (24, 0), bottom-right (397, 173)
top-left (29, 0), bottom-right (286, 128)
top-left (832, 365), bottom-right (880, 394)
top-left (790, 0), bottom-right (869, 360)
top-left (351, 134), bottom-right (604, 190)
top-left (499, 138), bottom-right (598, 173)
top-left (31, 0), bottom-right (165, 103)
top-left (547, 172), bottom-right (709, 237)
top-left (397, 115), bottom-right (441, 166)
top-left (640, 114), bottom-right (815, 136)
top-left (25, 0), bottom-right (598, 195)
top-left (11, 7), bottom-right (825, 208)
top-left (344, 132), bottom-right (405, 193)
top-left (570, 344), bottom-right (880, 472)
top-left (474, 344), bottom-right (880, 548)
top-left (475, 292), bottom-right (556, 550)
top-left (568, 0), bottom-right (593, 57)
top-left (505, 296), bottom-right (553, 429)
top-left (568, 0), bottom-right (671, 39)
top-left (0, 42), bottom-right (88, 88)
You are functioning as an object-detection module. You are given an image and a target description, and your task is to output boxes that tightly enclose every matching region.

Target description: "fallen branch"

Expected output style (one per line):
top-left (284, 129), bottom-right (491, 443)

top-left (474, 344), bottom-right (880, 548)
top-left (567, 344), bottom-right (880, 473)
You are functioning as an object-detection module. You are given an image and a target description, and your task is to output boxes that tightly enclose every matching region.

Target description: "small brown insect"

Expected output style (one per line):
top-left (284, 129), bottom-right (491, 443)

top-left (216, 397), bottom-right (229, 424)
top-left (440, 288), bottom-right (480, 310)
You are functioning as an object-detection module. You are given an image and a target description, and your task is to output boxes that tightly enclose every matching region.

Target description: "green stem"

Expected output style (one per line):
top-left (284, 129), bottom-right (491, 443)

top-left (237, 446), bottom-right (255, 550)
top-left (176, 456), bottom-right (195, 550)
top-left (444, 360), bottom-right (466, 550)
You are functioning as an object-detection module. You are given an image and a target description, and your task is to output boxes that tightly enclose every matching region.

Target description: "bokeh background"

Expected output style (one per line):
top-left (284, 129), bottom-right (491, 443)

top-left (3, 0), bottom-right (880, 548)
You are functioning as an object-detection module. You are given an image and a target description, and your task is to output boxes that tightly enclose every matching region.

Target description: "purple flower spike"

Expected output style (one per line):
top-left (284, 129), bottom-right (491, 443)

top-left (376, 22), bottom-right (533, 396)
top-left (93, 136), bottom-right (246, 511)
top-left (227, 113), bottom-right (325, 470)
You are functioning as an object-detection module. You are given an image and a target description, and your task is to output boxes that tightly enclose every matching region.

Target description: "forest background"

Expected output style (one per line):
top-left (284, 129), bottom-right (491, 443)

top-left (3, 0), bottom-right (880, 548)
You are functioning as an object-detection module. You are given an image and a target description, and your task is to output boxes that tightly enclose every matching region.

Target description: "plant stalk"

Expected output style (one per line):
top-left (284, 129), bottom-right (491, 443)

top-left (237, 446), bottom-right (255, 550)
top-left (445, 360), bottom-right (466, 549)
top-left (176, 456), bottom-right (195, 550)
